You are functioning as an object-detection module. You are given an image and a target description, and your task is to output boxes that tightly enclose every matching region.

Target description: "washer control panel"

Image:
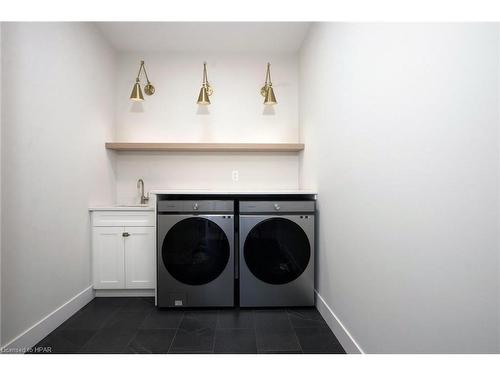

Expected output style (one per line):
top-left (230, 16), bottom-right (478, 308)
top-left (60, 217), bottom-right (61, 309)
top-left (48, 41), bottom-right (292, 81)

top-left (158, 200), bottom-right (234, 213)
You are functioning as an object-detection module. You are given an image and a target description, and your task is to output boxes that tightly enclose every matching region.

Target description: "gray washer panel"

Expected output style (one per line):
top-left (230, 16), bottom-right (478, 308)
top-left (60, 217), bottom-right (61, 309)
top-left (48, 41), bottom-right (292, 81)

top-left (239, 200), bottom-right (315, 213)
top-left (157, 214), bottom-right (234, 307)
top-left (158, 200), bottom-right (234, 213)
top-left (239, 214), bottom-right (315, 307)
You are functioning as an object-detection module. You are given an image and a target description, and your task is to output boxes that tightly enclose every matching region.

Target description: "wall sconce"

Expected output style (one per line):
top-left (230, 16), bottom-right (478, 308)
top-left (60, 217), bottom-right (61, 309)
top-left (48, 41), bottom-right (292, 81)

top-left (130, 60), bottom-right (155, 101)
top-left (197, 62), bottom-right (213, 105)
top-left (261, 62), bottom-right (277, 105)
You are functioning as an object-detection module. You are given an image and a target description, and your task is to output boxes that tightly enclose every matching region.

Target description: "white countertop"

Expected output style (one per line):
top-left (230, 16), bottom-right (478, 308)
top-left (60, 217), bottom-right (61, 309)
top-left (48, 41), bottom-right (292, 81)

top-left (89, 191), bottom-right (317, 211)
top-left (88, 205), bottom-right (154, 212)
top-left (149, 189), bottom-right (317, 195)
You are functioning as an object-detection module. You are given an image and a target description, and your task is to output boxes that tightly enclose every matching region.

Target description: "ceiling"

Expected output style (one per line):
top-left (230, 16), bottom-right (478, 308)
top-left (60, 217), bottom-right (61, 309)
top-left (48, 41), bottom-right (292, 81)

top-left (97, 22), bottom-right (311, 52)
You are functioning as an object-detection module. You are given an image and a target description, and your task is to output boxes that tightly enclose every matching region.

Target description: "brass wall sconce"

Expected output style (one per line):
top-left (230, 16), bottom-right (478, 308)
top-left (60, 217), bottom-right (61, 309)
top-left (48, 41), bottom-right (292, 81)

top-left (130, 60), bottom-right (155, 101)
top-left (261, 62), bottom-right (277, 105)
top-left (128, 61), bottom-right (279, 107)
top-left (197, 62), bottom-right (213, 105)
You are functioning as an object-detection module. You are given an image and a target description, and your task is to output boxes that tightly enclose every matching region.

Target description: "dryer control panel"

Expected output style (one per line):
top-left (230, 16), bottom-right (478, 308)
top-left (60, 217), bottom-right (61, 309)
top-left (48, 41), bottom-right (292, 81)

top-left (239, 201), bottom-right (315, 213)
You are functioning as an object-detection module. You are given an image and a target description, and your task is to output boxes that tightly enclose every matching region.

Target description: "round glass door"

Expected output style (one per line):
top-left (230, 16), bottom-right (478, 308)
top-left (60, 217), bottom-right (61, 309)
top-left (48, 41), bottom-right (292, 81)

top-left (244, 218), bottom-right (311, 285)
top-left (162, 217), bottom-right (230, 285)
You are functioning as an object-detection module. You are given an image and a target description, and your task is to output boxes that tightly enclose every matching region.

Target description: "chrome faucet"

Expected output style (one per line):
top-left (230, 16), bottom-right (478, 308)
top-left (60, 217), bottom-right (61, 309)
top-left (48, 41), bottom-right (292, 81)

top-left (137, 179), bottom-right (149, 205)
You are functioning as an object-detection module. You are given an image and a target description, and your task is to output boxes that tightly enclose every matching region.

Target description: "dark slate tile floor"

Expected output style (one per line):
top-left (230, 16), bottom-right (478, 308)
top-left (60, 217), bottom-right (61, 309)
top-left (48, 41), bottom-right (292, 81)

top-left (30, 297), bottom-right (345, 354)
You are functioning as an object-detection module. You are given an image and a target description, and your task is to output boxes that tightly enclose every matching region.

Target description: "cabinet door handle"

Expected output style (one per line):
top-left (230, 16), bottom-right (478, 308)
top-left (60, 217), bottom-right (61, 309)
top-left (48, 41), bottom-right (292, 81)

top-left (122, 232), bottom-right (130, 237)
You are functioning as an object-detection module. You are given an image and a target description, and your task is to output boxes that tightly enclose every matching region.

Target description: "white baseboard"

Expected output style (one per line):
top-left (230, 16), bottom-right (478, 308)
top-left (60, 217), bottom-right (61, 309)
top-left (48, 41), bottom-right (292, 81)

top-left (1, 286), bottom-right (95, 354)
top-left (95, 289), bottom-right (155, 297)
top-left (315, 290), bottom-right (364, 354)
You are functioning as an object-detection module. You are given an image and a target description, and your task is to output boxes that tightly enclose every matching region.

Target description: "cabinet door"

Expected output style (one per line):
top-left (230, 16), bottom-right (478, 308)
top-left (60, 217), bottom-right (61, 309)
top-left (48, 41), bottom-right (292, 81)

top-left (124, 227), bottom-right (156, 289)
top-left (92, 227), bottom-right (125, 289)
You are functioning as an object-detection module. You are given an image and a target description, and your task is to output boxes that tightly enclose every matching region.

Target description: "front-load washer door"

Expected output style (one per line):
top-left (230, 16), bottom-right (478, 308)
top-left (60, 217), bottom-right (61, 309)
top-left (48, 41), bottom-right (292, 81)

top-left (244, 217), bottom-right (310, 285)
top-left (239, 215), bottom-right (314, 307)
top-left (162, 217), bottom-right (230, 285)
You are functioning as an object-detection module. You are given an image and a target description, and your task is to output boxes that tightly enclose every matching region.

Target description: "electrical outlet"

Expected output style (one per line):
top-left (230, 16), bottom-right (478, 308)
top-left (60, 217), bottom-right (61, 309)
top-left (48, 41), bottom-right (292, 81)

top-left (232, 170), bottom-right (239, 182)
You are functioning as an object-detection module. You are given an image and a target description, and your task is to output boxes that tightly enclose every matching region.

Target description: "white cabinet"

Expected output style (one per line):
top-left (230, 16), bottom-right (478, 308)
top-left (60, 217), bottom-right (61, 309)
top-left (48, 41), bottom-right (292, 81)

top-left (91, 210), bottom-right (155, 291)
top-left (124, 227), bottom-right (155, 289)
top-left (92, 227), bottom-right (126, 289)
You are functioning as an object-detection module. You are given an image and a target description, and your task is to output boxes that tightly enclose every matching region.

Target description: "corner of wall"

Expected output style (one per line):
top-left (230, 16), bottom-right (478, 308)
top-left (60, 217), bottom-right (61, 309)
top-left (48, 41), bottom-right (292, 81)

top-left (0, 20), bottom-right (3, 347)
top-left (497, 21), bottom-right (500, 355)
top-left (297, 23), bottom-right (317, 191)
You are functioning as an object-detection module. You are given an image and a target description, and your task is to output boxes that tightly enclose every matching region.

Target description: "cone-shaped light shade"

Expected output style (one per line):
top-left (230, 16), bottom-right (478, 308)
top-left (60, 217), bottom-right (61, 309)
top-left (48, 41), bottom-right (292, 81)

top-left (197, 86), bottom-right (211, 105)
top-left (263, 85), bottom-right (277, 105)
top-left (130, 81), bottom-right (144, 101)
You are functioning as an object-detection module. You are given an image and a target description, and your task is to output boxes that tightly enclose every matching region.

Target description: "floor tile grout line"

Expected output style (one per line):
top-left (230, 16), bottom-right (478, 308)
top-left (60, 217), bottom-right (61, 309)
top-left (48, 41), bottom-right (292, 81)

top-left (99, 305), bottom-right (124, 329)
top-left (286, 309), bottom-right (304, 354)
top-left (212, 308), bottom-right (221, 353)
top-left (215, 309), bottom-right (221, 330)
top-left (251, 309), bottom-right (257, 353)
top-left (252, 309), bottom-right (260, 352)
top-left (77, 299), bottom-right (153, 353)
top-left (120, 308), bottom-right (152, 353)
top-left (216, 309), bottom-right (256, 353)
top-left (168, 310), bottom-right (218, 353)
top-left (166, 311), bottom-right (184, 354)
top-left (287, 308), bottom-right (329, 330)
top-left (75, 300), bottom-right (124, 353)
top-left (77, 329), bottom-right (101, 353)
top-left (122, 329), bottom-right (141, 353)
top-left (137, 307), bottom-right (155, 329)
top-left (216, 327), bottom-right (255, 331)
top-left (210, 310), bottom-right (219, 353)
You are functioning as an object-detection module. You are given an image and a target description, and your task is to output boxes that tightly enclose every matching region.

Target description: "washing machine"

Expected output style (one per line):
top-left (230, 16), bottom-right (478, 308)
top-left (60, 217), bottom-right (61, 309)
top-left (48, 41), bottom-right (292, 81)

top-left (239, 200), bottom-right (315, 307)
top-left (157, 200), bottom-right (234, 307)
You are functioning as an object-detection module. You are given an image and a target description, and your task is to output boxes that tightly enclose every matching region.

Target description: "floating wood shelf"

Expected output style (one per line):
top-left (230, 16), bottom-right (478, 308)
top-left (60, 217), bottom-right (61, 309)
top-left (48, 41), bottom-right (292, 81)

top-left (105, 142), bottom-right (305, 152)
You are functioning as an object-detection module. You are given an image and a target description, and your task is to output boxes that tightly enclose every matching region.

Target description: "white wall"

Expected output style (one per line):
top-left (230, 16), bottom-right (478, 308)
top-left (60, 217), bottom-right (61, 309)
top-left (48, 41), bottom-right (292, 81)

top-left (1, 23), bottom-right (116, 347)
top-left (113, 52), bottom-right (299, 203)
top-left (299, 23), bottom-right (499, 353)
